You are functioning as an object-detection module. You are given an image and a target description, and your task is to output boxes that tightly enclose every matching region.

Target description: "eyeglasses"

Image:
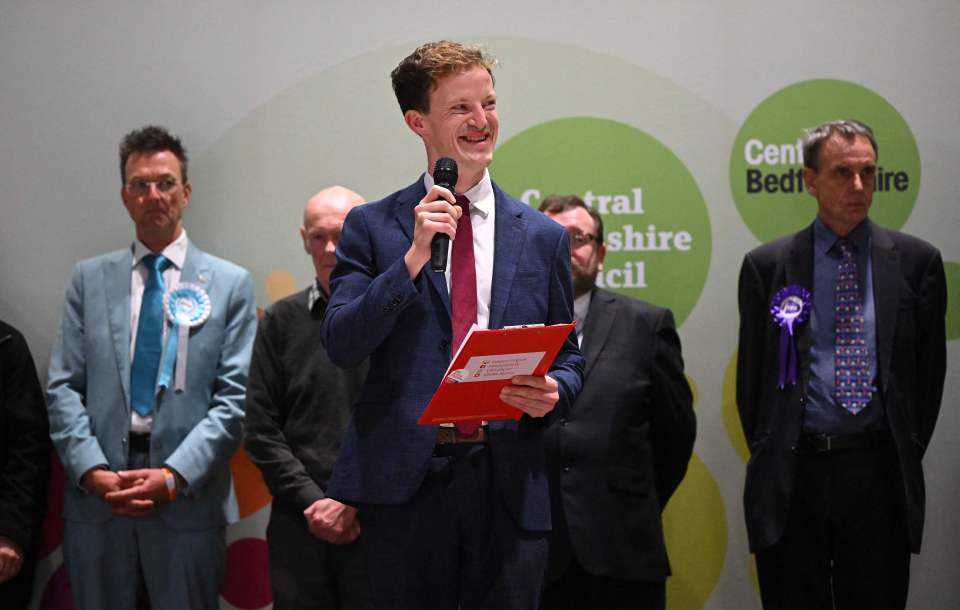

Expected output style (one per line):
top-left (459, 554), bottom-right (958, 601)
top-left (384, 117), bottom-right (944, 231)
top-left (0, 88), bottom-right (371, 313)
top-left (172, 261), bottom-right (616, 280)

top-left (125, 178), bottom-right (180, 195)
top-left (567, 232), bottom-right (597, 248)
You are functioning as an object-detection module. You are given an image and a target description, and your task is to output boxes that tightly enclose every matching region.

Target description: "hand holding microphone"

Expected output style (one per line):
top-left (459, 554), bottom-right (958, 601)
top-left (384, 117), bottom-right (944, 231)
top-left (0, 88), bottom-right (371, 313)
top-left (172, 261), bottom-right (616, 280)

top-left (430, 157), bottom-right (459, 272)
top-left (404, 157), bottom-right (461, 278)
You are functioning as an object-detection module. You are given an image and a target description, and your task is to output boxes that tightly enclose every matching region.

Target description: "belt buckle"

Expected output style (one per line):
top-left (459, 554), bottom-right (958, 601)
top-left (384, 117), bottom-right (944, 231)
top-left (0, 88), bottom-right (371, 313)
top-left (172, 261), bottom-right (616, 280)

top-left (824, 435), bottom-right (832, 452)
top-left (436, 426), bottom-right (486, 445)
top-left (437, 427), bottom-right (457, 445)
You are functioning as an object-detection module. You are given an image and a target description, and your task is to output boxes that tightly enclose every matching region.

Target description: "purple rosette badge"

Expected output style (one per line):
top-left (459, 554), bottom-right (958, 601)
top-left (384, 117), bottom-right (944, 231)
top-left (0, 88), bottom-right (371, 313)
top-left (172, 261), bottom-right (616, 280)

top-left (770, 285), bottom-right (811, 389)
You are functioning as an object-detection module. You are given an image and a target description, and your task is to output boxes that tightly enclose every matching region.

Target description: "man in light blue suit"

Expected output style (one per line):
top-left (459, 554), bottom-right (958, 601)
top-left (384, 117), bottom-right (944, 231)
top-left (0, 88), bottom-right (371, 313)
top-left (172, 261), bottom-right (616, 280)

top-left (321, 41), bottom-right (583, 609)
top-left (47, 126), bottom-right (256, 610)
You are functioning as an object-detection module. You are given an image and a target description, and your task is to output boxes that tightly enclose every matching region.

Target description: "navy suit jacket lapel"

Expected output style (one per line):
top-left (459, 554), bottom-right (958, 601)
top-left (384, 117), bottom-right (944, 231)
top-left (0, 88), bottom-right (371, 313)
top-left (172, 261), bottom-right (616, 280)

top-left (580, 288), bottom-right (617, 381)
top-left (105, 250), bottom-right (133, 410)
top-left (488, 182), bottom-right (526, 330)
top-left (870, 222), bottom-right (900, 398)
top-left (395, 177), bottom-right (452, 319)
top-left (784, 225), bottom-right (815, 391)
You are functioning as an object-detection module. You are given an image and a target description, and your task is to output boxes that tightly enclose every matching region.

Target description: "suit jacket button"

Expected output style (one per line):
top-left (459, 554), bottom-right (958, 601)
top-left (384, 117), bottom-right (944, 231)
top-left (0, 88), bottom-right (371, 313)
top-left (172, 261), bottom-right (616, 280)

top-left (563, 465), bottom-right (571, 472)
top-left (560, 418), bottom-right (567, 426)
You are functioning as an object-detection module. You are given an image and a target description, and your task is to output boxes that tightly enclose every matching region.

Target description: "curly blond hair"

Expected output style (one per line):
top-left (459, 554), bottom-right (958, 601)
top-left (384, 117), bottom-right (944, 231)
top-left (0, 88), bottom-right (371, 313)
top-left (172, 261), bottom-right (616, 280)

top-left (391, 40), bottom-right (497, 114)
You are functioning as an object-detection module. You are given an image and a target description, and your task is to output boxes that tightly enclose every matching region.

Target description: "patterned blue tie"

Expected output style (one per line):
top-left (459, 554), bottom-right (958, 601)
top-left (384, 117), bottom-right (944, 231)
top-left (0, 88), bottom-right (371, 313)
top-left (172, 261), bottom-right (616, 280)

top-left (131, 254), bottom-right (171, 417)
top-left (834, 240), bottom-right (870, 415)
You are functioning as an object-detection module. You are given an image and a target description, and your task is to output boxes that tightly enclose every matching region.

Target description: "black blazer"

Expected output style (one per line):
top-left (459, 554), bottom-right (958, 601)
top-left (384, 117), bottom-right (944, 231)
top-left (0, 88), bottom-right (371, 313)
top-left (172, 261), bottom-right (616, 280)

top-left (0, 321), bottom-right (51, 608)
top-left (544, 288), bottom-right (695, 582)
top-left (736, 220), bottom-right (947, 553)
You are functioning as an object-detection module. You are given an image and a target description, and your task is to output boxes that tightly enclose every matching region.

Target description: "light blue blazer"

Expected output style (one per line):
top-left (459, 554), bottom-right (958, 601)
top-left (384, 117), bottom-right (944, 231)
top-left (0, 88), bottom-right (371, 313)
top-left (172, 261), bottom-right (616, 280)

top-left (47, 240), bottom-right (256, 530)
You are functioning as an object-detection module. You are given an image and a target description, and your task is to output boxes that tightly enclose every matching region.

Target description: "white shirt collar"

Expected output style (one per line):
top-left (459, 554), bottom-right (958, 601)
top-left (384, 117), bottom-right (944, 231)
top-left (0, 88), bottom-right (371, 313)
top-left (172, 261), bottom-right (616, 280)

top-left (423, 168), bottom-right (493, 219)
top-left (307, 278), bottom-right (324, 312)
top-left (573, 290), bottom-right (592, 329)
top-left (132, 230), bottom-right (188, 270)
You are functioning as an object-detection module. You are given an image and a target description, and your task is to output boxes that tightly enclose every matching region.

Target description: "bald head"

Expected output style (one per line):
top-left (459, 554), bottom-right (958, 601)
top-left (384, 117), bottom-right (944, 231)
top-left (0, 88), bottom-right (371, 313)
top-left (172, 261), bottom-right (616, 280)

top-left (300, 185), bottom-right (365, 295)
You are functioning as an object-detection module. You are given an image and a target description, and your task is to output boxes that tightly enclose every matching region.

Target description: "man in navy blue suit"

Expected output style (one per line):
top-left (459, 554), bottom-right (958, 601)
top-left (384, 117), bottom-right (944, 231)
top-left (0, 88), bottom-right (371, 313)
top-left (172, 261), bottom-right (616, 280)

top-left (320, 41), bottom-right (584, 609)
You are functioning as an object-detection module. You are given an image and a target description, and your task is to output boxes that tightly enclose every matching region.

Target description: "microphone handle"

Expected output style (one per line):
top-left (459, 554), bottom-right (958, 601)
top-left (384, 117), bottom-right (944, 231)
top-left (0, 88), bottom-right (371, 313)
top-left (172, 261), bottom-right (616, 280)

top-left (431, 233), bottom-right (449, 272)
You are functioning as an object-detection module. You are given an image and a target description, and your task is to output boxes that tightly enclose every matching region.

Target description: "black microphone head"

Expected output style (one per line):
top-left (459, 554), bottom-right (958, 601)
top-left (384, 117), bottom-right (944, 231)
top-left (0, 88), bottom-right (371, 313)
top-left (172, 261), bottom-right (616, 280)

top-left (433, 157), bottom-right (458, 192)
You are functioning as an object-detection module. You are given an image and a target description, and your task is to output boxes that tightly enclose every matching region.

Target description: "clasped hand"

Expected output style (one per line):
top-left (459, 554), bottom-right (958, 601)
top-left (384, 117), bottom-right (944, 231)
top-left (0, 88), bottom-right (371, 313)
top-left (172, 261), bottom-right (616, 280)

top-left (0, 538), bottom-right (23, 583)
top-left (83, 468), bottom-right (174, 517)
top-left (303, 498), bottom-right (361, 544)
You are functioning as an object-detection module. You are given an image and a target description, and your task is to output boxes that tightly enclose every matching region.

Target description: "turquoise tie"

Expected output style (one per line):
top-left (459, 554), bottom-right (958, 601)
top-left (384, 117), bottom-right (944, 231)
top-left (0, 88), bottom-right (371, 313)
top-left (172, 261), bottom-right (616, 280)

top-left (131, 254), bottom-right (171, 417)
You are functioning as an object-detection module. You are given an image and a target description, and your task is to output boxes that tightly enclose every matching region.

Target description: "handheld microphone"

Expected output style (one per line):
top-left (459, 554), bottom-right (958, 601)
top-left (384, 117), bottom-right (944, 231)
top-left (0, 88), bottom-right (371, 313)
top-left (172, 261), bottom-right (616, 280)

top-left (430, 157), bottom-right (459, 272)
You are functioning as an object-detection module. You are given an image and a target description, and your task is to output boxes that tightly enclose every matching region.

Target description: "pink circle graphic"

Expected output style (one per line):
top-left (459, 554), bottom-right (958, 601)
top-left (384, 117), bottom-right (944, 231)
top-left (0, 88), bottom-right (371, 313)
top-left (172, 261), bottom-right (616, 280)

top-left (38, 563), bottom-right (74, 610)
top-left (221, 537), bottom-right (272, 609)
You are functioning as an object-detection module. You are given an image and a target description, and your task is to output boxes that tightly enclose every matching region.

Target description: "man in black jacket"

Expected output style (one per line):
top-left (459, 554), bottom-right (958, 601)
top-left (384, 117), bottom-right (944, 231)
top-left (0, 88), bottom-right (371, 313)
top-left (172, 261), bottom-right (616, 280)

top-left (736, 119), bottom-right (947, 609)
top-left (0, 320), bottom-right (51, 610)
top-left (245, 186), bottom-right (369, 610)
top-left (539, 195), bottom-right (696, 610)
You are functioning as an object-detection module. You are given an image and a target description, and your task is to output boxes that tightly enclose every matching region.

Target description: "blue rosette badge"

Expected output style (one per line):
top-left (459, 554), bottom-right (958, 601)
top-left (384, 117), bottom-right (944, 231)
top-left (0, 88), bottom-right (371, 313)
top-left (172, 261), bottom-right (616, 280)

top-left (770, 285), bottom-right (811, 389)
top-left (159, 283), bottom-right (211, 393)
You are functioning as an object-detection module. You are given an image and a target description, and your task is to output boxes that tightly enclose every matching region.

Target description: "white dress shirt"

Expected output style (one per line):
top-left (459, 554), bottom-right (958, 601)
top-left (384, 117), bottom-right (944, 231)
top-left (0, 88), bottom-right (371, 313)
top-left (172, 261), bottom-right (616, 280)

top-left (423, 170), bottom-right (495, 331)
top-left (573, 291), bottom-right (592, 348)
top-left (129, 230), bottom-right (188, 432)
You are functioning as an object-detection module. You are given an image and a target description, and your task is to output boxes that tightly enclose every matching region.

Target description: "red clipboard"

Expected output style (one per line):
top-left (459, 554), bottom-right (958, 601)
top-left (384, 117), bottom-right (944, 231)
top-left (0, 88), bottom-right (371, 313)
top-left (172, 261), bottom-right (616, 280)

top-left (417, 322), bottom-right (576, 425)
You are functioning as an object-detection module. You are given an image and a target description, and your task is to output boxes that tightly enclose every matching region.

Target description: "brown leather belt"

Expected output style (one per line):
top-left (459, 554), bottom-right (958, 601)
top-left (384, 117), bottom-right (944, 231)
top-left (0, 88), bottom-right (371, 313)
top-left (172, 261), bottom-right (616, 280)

top-left (436, 426), bottom-right (488, 445)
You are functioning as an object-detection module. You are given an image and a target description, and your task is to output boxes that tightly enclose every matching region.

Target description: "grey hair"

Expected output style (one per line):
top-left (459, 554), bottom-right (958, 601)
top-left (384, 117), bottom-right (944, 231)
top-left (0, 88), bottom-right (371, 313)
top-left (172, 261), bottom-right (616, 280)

top-left (802, 119), bottom-right (878, 171)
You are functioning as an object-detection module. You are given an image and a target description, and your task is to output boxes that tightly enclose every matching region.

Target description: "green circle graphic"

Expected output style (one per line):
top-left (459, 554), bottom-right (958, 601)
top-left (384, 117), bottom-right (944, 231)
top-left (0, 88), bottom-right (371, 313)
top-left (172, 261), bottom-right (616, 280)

top-left (492, 117), bottom-right (711, 326)
top-left (730, 80), bottom-right (920, 243)
top-left (945, 262), bottom-right (960, 341)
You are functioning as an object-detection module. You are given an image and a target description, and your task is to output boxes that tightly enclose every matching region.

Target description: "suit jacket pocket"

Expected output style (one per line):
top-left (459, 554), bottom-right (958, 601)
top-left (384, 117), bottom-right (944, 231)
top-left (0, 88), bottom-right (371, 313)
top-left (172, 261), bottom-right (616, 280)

top-left (910, 433), bottom-right (926, 459)
top-left (607, 423), bottom-right (654, 495)
top-left (747, 431), bottom-right (770, 456)
top-left (898, 297), bottom-right (917, 311)
top-left (608, 464), bottom-right (652, 496)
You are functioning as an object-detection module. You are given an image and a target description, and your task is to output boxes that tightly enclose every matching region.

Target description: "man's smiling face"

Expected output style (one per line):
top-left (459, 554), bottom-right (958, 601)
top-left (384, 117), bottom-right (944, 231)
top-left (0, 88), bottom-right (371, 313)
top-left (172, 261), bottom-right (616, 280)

top-left (407, 66), bottom-right (499, 190)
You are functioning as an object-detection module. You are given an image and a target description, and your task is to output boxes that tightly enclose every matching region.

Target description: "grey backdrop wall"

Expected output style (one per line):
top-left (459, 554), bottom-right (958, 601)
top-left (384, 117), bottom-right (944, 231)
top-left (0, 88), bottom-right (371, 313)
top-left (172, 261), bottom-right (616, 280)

top-left (2, 2), bottom-right (957, 609)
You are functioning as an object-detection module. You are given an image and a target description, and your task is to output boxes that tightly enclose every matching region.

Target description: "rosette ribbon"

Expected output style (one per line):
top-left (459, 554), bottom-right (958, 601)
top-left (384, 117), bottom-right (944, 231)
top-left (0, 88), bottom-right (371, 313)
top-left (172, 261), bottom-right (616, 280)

top-left (769, 285), bottom-right (811, 389)
top-left (158, 284), bottom-right (211, 393)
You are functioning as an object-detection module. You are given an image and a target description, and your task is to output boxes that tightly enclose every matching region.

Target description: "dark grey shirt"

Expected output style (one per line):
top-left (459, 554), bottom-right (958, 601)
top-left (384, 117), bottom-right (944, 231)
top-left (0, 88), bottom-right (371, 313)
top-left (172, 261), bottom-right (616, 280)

top-left (244, 284), bottom-right (369, 510)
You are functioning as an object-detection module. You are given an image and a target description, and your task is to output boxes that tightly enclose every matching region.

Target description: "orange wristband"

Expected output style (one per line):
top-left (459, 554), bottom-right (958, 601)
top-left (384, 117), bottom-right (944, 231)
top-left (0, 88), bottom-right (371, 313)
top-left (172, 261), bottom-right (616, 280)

top-left (162, 468), bottom-right (177, 501)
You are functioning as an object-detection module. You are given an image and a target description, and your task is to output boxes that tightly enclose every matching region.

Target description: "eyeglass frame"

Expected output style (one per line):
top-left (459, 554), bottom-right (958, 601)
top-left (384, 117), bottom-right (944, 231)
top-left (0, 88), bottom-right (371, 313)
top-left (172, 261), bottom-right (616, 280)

top-left (124, 177), bottom-right (182, 196)
top-left (566, 231), bottom-right (598, 249)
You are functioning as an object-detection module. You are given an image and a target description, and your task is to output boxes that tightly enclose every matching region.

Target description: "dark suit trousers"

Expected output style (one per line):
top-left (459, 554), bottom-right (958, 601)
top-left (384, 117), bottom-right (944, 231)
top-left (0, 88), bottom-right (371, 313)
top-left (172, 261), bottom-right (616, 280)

top-left (755, 444), bottom-right (910, 610)
top-left (266, 501), bottom-right (368, 610)
top-left (359, 444), bottom-right (548, 610)
top-left (541, 556), bottom-right (665, 610)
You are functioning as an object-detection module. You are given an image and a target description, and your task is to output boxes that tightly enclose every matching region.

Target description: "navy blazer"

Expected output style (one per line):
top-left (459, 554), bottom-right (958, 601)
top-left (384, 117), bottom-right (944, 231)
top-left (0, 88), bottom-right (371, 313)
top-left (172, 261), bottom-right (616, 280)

top-left (320, 177), bottom-right (583, 530)
top-left (736, 220), bottom-right (947, 553)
